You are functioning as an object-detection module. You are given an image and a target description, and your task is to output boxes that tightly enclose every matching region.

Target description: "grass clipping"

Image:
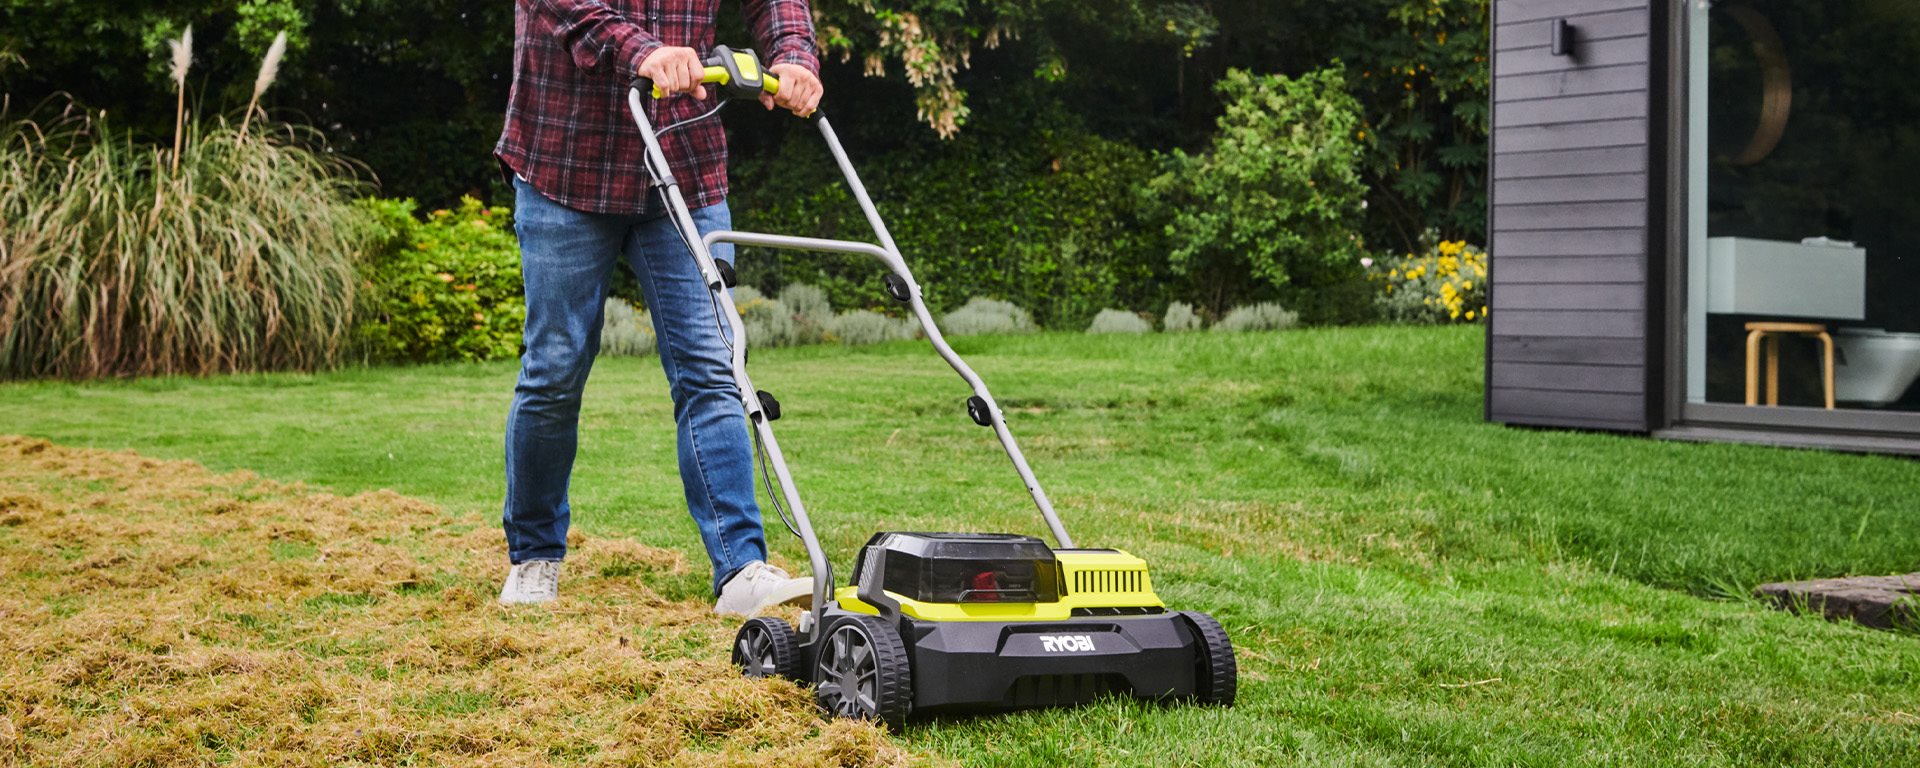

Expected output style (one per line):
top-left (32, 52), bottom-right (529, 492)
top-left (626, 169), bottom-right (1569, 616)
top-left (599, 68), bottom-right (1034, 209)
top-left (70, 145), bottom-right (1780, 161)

top-left (0, 436), bottom-right (928, 767)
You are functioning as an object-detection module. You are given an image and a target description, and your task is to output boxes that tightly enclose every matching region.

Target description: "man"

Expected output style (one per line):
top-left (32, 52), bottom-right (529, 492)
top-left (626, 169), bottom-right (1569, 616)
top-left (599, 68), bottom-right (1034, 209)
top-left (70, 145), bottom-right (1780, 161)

top-left (492, 0), bottom-right (825, 615)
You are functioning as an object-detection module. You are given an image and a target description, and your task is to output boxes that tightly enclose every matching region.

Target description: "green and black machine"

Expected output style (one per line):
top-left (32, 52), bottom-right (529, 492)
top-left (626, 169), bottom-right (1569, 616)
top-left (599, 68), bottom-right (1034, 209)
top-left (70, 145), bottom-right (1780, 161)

top-left (629, 47), bottom-right (1237, 728)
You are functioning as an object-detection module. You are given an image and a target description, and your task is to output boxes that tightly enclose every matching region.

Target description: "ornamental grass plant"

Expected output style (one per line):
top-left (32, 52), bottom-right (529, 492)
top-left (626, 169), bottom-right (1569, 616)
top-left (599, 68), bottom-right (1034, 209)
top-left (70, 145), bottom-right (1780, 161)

top-left (0, 114), bottom-right (373, 379)
top-left (0, 34), bottom-right (373, 380)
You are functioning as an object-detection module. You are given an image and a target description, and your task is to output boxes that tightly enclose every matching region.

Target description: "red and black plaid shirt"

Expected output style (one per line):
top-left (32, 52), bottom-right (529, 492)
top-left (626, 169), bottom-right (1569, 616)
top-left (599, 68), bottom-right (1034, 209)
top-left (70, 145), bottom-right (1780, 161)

top-left (497, 0), bottom-right (819, 214)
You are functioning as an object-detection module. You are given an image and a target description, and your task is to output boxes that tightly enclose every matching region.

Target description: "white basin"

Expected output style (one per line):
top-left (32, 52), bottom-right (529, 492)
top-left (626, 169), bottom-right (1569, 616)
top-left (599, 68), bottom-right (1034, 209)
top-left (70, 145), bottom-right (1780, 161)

top-left (1707, 237), bottom-right (1866, 319)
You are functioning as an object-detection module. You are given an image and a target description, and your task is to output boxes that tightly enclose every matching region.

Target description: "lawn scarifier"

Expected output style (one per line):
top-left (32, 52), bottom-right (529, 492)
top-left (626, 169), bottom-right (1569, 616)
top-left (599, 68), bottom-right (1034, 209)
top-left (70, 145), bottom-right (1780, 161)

top-left (0, 435), bottom-right (937, 767)
top-left (628, 48), bottom-right (1237, 727)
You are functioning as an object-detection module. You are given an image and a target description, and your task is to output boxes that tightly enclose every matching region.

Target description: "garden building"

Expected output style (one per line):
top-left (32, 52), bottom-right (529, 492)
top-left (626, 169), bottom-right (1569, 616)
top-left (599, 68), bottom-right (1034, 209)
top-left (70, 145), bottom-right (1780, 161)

top-left (1486, 0), bottom-right (1920, 454)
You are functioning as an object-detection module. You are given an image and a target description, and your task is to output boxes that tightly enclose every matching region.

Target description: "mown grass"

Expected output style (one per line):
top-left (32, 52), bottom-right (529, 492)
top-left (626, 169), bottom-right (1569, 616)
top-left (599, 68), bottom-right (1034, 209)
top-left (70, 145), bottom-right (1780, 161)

top-left (2, 325), bottom-right (1918, 765)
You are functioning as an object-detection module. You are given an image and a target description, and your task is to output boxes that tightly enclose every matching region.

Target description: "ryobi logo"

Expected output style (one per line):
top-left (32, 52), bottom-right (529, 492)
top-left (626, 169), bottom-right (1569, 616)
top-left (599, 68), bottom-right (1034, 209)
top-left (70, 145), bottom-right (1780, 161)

top-left (1038, 634), bottom-right (1097, 653)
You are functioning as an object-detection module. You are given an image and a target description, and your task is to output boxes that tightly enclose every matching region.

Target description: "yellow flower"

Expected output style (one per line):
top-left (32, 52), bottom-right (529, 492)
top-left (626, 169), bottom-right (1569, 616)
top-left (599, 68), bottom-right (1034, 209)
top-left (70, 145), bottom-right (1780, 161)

top-left (1465, 310), bottom-right (1476, 320)
top-left (1462, 281), bottom-right (1472, 291)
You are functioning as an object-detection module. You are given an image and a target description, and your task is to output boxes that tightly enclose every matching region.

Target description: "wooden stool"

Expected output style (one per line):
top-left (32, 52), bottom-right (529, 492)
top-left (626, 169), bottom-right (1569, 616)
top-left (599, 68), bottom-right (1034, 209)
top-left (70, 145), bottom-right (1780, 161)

top-left (1744, 321), bottom-right (1835, 409)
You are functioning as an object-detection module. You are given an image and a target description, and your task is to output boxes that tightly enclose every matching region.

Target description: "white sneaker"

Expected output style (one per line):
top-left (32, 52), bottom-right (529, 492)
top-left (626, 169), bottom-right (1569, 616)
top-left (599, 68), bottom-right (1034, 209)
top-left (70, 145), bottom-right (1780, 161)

top-left (714, 560), bottom-right (813, 617)
top-left (499, 560), bottom-right (562, 605)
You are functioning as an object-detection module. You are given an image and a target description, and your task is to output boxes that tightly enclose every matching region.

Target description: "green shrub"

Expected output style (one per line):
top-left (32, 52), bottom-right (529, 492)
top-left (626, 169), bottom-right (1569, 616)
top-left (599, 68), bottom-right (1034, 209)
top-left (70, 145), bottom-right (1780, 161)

top-left (826, 310), bottom-right (918, 346)
top-left (732, 125), bottom-right (1167, 328)
top-left (1214, 303), bottom-right (1300, 333)
top-left (598, 299), bottom-right (654, 357)
top-left (1144, 67), bottom-right (1370, 319)
top-left (778, 283), bottom-right (832, 345)
top-left (941, 298), bottom-right (1037, 337)
top-left (355, 197), bottom-right (523, 363)
top-left (1087, 309), bottom-right (1152, 334)
top-left (732, 286), bottom-right (799, 348)
top-left (1162, 302), bottom-right (1204, 333)
top-left (0, 113), bottom-right (372, 379)
top-left (1368, 239), bottom-right (1488, 324)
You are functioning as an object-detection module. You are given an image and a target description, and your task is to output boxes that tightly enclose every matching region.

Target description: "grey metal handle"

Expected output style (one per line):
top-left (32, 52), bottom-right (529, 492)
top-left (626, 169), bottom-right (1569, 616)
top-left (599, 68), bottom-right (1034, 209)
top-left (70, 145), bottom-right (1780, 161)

top-left (623, 91), bottom-right (1078, 636)
top-left (626, 88), bottom-right (836, 621)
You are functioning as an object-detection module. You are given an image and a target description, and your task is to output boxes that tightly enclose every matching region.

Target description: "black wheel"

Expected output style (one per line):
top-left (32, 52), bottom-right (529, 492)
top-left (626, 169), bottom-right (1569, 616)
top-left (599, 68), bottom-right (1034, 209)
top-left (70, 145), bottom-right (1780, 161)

top-left (732, 617), bottom-right (800, 680)
top-left (1182, 611), bottom-right (1238, 706)
top-left (813, 615), bottom-right (912, 728)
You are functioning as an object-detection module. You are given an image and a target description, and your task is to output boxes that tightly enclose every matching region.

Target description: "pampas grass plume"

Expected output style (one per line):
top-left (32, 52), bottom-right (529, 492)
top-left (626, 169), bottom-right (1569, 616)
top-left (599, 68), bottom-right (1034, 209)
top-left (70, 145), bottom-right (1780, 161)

top-left (239, 31), bottom-right (287, 140)
top-left (253, 31), bottom-right (287, 101)
top-left (168, 25), bottom-right (192, 172)
top-left (168, 25), bottom-right (193, 87)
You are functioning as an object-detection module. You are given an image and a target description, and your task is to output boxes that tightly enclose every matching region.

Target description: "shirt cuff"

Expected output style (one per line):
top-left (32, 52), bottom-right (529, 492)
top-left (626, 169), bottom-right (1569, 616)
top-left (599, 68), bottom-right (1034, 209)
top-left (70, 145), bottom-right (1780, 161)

top-left (769, 46), bottom-right (820, 76)
top-left (621, 33), bottom-right (664, 78)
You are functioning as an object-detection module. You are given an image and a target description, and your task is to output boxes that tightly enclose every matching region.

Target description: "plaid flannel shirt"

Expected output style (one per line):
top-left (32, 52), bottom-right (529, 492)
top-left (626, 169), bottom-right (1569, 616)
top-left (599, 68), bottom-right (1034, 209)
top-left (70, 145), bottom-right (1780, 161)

top-left (496, 0), bottom-right (820, 214)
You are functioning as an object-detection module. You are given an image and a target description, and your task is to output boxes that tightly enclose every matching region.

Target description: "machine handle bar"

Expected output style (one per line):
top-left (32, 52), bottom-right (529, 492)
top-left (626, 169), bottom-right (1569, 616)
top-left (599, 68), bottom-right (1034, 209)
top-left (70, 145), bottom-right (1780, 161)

top-left (632, 45), bottom-right (781, 101)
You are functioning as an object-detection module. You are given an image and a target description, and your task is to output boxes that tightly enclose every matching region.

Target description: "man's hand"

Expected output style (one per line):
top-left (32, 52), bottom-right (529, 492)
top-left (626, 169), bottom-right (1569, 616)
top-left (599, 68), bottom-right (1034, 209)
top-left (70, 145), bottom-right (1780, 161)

top-left (638, 46), bottom-right (708, 100)
top-left (763, 63), bottom-right (822, 116)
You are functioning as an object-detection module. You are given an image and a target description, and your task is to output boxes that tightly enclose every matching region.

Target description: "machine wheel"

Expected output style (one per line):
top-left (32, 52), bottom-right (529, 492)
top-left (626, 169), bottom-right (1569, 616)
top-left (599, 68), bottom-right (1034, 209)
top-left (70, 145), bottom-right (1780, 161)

top-left (813, 615), bottom-right (912, 728)
top-left (1182, 612), bottom-right (1238, 706)
top-left (732, 617), bottom-right (801, 681)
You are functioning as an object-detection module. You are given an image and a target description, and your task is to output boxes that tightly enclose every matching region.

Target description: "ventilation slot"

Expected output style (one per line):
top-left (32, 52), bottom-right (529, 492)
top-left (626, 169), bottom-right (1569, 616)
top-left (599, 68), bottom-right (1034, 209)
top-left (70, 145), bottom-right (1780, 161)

top-left (1005, 673), bottom-right (1129, 707)
top-left (1071, 568), bottom-right (1141, 595)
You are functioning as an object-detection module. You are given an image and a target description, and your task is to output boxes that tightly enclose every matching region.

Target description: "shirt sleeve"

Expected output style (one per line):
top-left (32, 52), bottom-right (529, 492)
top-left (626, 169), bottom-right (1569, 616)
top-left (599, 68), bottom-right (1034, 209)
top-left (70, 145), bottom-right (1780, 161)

top-left (526, 0), bottom-right (663, 75)
top-left (743, 0), bottom-right (820, 74)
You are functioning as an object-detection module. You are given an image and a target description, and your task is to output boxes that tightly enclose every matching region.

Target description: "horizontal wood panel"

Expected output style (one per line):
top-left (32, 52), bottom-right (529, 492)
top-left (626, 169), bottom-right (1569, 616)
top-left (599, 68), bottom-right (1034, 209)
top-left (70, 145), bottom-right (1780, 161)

top-left (1499, 0), bottom-right (1647, 25)
top-left (1497, 64), bottom-right (1650, 102)
top-left (1494, 201), bottom-right (1649, 231)
top-left (1495, 9), bottom-right (1650, 51)
top-left (1499, 118), bottom-right (1649, 153)
top-left (1497, 36), bottom-right (1649, 77)
top-left (1492, 362), bottom-right (1646, 394)
top-left (1489, 386), bottom-right (1648, 428)
top-left (1493, 255), bottom-right (1647, 284)
top-left (1494, 173), bottom-right (1648, 205)
top-left (1484, 0), bottom-right (1654, 436)
top-left (1493, 282), bottom-right (1646, 311)
top-left (1492, 410), bottom-right (1648, 432)
top-left (1490, 335), bottom-right (1646, 366)
top-left (1489, 309), bottom-right (1645, 338)
top-left (1494, 146), bottom-right (1648, 179)
top-left (1496, 91), bottom-right (1647, 128)
top-left (1491, 228), bottom-right (1646, 257)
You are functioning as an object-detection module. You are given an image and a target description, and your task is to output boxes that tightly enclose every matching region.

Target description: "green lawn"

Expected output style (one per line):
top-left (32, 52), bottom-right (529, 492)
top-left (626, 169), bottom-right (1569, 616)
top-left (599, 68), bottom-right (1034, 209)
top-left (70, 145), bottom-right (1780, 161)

top-left (3, 325), bottom-right (1917, 765)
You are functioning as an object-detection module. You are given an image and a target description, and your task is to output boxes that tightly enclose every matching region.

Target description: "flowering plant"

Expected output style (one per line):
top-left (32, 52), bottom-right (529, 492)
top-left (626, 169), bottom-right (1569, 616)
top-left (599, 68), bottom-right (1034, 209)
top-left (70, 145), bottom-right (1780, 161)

top-left (1367, 239), bottom-right (1488, 324)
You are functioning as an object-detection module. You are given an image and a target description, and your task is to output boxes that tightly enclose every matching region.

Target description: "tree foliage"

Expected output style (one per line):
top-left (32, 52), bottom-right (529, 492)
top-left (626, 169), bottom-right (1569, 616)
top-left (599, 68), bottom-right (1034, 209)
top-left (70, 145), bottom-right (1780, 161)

top-left (1, 0), bottom-right (1495, 328)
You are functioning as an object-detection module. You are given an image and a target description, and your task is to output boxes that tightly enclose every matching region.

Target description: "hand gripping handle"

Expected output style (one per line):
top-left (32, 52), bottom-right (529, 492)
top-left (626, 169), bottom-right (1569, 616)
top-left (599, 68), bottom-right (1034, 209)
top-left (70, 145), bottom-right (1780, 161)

top-left (634, 45), bottom-right (781, 100)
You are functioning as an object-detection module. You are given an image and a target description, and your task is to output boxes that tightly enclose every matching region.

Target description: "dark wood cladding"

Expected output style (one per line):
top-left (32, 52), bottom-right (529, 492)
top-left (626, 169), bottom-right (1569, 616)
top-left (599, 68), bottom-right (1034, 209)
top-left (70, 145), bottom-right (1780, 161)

top-left (1487, 0), bottom-right (1654, 432)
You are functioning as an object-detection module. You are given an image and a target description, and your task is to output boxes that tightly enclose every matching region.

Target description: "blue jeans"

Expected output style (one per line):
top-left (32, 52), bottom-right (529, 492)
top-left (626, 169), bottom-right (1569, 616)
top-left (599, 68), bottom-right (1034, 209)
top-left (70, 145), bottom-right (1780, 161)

top-left (503, 177), bottom-right (766, 593)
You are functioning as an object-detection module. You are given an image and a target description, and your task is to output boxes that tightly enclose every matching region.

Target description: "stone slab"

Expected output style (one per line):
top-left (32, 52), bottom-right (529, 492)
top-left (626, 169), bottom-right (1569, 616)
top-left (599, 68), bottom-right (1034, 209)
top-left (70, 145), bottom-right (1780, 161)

top-left (1754, 573), bottom-right (1920, 630)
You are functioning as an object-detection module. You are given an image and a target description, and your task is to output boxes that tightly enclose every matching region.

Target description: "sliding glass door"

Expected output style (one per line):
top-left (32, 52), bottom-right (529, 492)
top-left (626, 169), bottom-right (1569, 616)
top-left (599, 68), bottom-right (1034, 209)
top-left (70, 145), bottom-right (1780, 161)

top-left (1683, 0), bottom-right (1920, 433)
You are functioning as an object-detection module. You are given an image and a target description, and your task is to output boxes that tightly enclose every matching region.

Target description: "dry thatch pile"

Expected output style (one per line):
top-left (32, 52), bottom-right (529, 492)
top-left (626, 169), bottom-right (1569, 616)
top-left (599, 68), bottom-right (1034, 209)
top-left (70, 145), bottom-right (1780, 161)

top-left (0, 435), bottom-right (930, 767)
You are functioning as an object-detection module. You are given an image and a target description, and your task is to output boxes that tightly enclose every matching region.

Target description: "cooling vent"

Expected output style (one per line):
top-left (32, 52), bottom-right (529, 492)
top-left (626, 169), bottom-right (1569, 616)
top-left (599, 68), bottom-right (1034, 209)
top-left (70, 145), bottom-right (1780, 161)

top-left (1071, 568), bottom-right (1142, 595)
top-left (1005, 673), bottom-right (1128, 707)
